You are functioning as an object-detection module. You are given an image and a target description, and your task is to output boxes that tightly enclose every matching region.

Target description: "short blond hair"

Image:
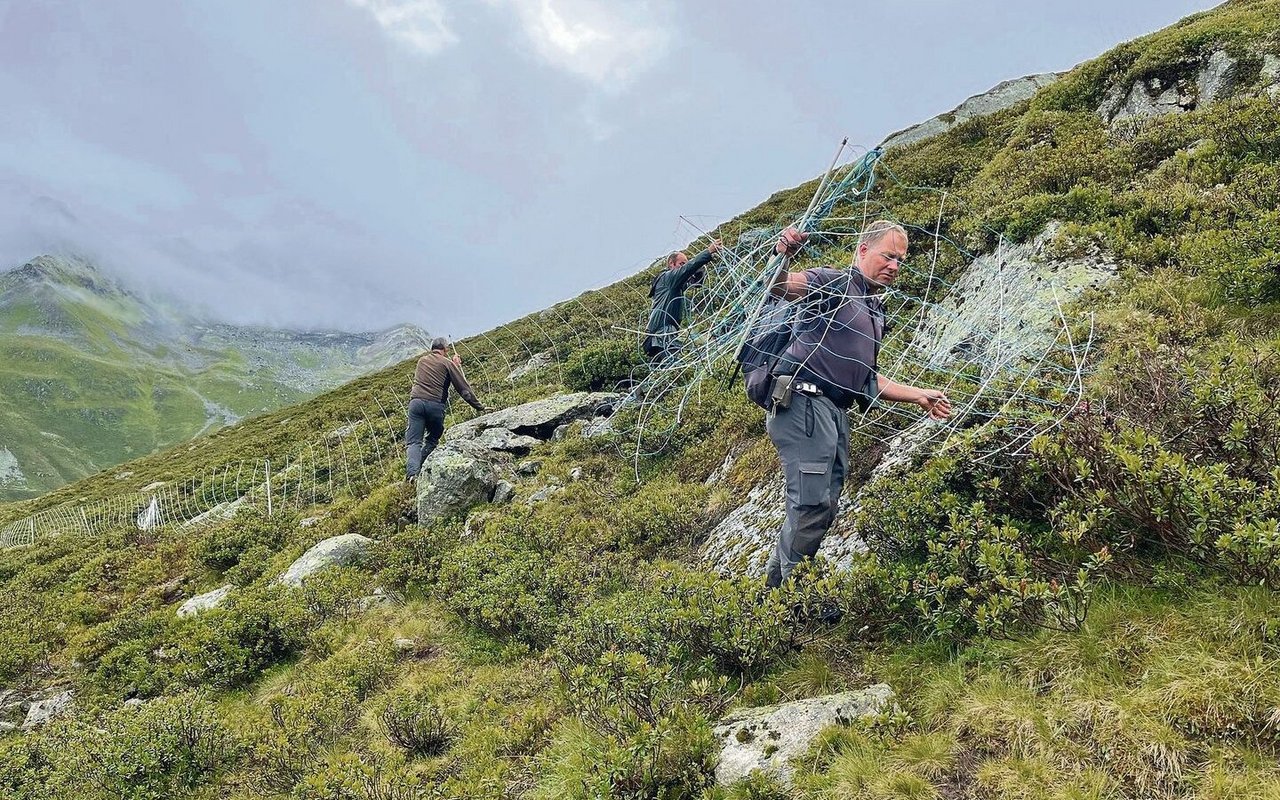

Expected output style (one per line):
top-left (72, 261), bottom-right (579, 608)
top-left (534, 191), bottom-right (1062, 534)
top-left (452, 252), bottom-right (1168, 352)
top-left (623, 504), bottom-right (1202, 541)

top-left (858, 220), bottom-right (908, 250)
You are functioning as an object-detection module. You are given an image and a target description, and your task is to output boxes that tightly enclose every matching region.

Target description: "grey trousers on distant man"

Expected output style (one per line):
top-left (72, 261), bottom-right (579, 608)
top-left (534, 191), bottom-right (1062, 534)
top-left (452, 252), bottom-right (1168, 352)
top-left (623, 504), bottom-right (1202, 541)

top-left (764, 393), bottom-right (850, 587)
top-left (405, 398), bottom-right (446, 480)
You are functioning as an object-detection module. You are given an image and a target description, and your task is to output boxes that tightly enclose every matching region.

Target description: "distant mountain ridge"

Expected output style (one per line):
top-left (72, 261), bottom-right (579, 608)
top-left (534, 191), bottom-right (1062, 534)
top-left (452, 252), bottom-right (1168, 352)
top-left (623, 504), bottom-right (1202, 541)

top-left (0, 255), bottom-right (429, 500)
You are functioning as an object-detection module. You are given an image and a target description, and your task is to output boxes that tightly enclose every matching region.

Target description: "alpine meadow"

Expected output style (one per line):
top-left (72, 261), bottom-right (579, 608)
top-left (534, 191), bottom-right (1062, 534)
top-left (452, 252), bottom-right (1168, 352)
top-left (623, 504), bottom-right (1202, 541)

top-left (3, 2), bottom-right (1280, 798)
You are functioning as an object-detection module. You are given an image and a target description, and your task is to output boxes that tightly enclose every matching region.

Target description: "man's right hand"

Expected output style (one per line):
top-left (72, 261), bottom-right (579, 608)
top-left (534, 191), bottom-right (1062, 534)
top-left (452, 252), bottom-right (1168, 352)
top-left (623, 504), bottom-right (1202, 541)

top-left (776, 227), bottom-right (807, 256)
top-left (707, 239), bottom-right (722, 256)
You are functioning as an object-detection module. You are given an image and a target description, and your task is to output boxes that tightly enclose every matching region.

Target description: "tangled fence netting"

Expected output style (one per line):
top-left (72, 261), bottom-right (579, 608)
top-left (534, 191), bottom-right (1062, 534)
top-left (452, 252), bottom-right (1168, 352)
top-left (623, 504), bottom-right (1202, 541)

top-left (612, 143), bottom-right (1099, 466)
top-left (0, 142), bottom-right (1102, 550)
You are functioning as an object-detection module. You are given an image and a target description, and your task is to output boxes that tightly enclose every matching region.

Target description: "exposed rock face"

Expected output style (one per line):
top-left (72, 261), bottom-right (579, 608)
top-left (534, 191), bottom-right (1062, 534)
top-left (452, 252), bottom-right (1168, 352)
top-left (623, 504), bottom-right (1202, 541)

top-left (274, 534), bottom-right (377, 588)
top-left (177, 584), bottom-right (235, 617)
top-left (1098, 76), bottom-right (1194, 121)
top-left (506, 351), bottom-right (555, 382)
top-left (1197, 49), bottom-right (1241, 105)
top-left (882, 73), bottom-right (1061, 150)
top-left (714, 686), bottom-right (894, 786)
top-left (1262, 54), bottom-right (1280, 98)
top-left (1098, 49), bottom-right (1246, 123)
top-left (702, 227), bottom-right (1116, 577)
top-left (22, 689), bottom-right (74, 731)
top-left (416, 392), bottom-right (621, 525)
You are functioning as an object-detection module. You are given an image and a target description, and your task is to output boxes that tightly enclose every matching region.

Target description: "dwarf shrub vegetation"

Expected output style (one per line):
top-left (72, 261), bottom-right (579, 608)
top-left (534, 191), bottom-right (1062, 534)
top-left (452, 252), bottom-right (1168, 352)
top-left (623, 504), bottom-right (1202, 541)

top-left (4, 4), bottom-right (1280, 796)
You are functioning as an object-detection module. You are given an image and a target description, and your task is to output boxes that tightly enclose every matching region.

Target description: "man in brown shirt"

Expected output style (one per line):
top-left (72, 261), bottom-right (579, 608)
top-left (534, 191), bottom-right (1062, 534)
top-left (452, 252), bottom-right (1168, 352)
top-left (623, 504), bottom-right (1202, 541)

top-left (406, 337), bottom-right (486, 481)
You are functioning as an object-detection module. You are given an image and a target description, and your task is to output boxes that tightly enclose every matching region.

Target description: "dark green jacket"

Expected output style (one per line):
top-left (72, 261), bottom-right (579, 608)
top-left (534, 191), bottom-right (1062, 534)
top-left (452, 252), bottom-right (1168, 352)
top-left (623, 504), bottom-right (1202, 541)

top-left (643, 249), bottom-right (713, 352)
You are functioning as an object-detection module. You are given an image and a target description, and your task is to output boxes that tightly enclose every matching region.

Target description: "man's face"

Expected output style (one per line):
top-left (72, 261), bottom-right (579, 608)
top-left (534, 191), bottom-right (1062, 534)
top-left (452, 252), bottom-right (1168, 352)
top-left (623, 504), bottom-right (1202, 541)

top-left (670, 253), bottom-right (689, 270)
top-left (856, 231), bottom-right (908, 288)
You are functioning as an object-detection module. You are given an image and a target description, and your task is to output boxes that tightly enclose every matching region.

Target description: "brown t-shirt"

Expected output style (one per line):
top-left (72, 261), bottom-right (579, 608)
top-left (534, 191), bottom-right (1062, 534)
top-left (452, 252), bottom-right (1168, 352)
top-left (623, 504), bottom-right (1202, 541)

top-left (410, 351), bottom-right (482, 409)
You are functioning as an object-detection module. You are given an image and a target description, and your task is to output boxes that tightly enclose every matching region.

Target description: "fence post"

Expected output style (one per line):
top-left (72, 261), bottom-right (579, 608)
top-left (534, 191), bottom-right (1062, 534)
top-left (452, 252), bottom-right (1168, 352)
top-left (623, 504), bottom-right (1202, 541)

top-left (265, 459), bottom-right (273, 518)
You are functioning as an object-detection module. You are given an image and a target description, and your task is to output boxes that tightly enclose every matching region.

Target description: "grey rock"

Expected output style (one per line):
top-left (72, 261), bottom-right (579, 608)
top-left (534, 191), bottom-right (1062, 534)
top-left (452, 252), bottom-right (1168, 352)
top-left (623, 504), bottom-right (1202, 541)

top-left (883, 73), bottom-right (1061, 150)
top-left (0, 721), bottom-right (17, 733)
top-left (392, 637), bottom-right (417, 653)
top-left (328, 422), bottom-right (360, 440)
top-left (1262, 54), bottom-right (1280, 98)
top-left (417, 447), bottom-right (500, 526)
top-left (22, 690), bottom-right (74, 731)
top-left (506, 350), bottom-right (555, 382)
top-left (1099, 76), bottom-right (1195, 122)
top-left (123, 698), bottom-right (146, 710)
top-left (492, 480), bottom-right (516, 504)
top-left (140, 481), bottom-right (165, 493)
top-left (1197, 49), bottom-right (1239, 105)
top-left (569, 467), bottom-right (583, 483)
top-left (582, 415), bottom-right (616, 439)
top-left (357, 593), bottom-right (393, 612)
top-left (472, 428), bottom-right (541, 454)
top-left (450, 392), bottom-right (622, 441)
top-left (274, 534), bottom-right (377, 588)
top-left (516, 460), bottom-right (542, 477)
top-left (526, 485), bottom-right (561, 504)
top-left (714, 685), bottom-right (894, 786)
top-left (177, 584), bottom-right (235, 617)
top-left (300, 515), bottom-right (326, 528)
top-left (551, 423), bottom-right (573, 441)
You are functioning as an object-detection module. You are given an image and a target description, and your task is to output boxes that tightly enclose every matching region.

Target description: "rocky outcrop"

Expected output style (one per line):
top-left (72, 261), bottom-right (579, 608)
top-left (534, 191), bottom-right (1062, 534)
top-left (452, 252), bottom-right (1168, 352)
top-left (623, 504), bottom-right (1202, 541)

top-left (882, 73), bottom-right (1061, 150)
top-left (274, 534), bottom-right (377, 588)
top-left (21, 689), bottom-right (74, 731)
top-left (177, 584), bottom-right (235, 617)
top-left (506, 351), bottom-right (555, 382)
top-left (1098, 48), bottom-right (1248, 123)
top-left (714, 685), bottom-right (894, 786)
top-left (416, 392), bottom-right (621, 525)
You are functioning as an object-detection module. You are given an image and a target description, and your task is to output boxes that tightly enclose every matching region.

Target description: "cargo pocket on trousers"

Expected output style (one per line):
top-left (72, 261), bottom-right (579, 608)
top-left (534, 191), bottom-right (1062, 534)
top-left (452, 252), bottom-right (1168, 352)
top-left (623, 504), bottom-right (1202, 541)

top-left (798, 461), bottom-right (831, 506)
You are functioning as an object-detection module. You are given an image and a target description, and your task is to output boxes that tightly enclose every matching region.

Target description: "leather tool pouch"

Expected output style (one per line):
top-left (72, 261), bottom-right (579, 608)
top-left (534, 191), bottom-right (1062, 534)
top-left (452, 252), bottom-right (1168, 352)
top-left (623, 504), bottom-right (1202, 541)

top-left (770, 374), bottom-right (795, 409)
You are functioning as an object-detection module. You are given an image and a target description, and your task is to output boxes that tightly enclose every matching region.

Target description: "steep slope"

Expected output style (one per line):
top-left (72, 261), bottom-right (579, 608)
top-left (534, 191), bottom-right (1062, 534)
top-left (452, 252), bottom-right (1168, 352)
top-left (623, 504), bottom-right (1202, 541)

top-left (0, 255), bottom-right (430, 500)
top-left (2, 3), bottom-right (1280, 798)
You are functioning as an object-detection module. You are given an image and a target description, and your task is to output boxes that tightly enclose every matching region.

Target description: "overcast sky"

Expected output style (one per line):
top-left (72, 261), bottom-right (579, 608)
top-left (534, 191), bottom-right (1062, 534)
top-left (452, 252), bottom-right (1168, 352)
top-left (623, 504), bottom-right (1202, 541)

top-left (0, 0), bottom-right (1216, 335)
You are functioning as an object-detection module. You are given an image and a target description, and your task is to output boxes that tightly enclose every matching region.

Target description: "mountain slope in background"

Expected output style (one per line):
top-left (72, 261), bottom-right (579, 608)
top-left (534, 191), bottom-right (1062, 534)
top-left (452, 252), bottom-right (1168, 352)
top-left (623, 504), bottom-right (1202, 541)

top-left (0, 255), bottom-right (429, 500)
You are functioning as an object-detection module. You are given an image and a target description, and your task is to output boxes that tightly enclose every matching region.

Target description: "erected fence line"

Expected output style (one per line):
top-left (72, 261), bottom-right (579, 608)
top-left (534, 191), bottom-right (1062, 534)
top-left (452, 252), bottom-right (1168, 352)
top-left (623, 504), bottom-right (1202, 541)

top-left (0, 410), bottom-right (407, 550)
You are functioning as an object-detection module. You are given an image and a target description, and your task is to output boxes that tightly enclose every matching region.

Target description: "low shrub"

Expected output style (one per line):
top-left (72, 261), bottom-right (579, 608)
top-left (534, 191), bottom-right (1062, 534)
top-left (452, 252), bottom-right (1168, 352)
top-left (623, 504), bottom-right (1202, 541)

top-left (377, 688), bottom-right (458, 757)
top-left (563, 339), bottom-right (646, 392)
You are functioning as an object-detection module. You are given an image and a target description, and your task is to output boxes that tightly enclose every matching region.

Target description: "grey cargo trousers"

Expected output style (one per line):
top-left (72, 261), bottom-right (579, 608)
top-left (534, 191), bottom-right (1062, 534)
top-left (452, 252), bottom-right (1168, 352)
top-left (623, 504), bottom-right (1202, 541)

top-left (764, 393), bottom-right (849, 588)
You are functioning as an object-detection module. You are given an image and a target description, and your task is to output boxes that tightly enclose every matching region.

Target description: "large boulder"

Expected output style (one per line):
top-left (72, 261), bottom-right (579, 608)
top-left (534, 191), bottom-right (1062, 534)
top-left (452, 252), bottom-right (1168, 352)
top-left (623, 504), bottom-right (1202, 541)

top-left (177, 584), bottom-right (235, 617)
top-left (714, 685), bottom-right (894, 786)
top-left (22, 689), bottom-right (74, 731)
top-left (274, 534), bottom-right (377, 588)
top-left (416, 392), bottom-right (622, 524)
top-left (416, 446), bottom-right (501, 526)
top-left (450, 392), bottom-right (622, 441)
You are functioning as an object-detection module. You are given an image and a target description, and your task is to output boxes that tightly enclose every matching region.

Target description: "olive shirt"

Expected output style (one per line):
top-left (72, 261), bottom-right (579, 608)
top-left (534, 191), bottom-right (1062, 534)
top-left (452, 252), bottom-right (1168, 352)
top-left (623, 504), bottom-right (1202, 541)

top-left (410, 351), bottom-right (483, 409)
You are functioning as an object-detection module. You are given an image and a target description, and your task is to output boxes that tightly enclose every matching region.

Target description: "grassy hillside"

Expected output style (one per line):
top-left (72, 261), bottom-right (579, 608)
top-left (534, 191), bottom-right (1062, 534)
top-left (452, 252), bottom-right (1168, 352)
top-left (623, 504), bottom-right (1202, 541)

top-left (0, 257), bottom-right (428, 501)
top-left (2, 2), bottom-right (1280, 798)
